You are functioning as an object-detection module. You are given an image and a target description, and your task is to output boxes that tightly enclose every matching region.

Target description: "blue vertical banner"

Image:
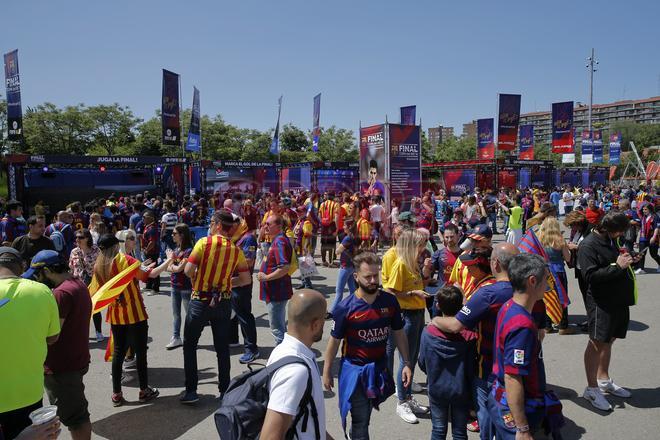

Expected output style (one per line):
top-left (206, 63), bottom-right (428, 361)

top-left (609, 132), bottom-right (621, 165)
top-left (592, 129), bottom-right (603, 163)
top-left (551, 101), bottom-right (574, 154)
top-left (497, 94), bottom-right (521, 151)
top-left (400, 105), bottom-right (416, 126)
top-left (312, 93), bottom-right (321, 152)
top-left (161, 69), bottom-right (180, 146)
top-left (518, 124), bottom-right (534, 160)
top-left (185, 87), bottom-right (201, 152)
top-left (270, 95), bottom-right (283, 155)
top-left (477, 118), bottom-right (495, 159)
top-left (581, 129), bottom-right (593, 164)
top-left (3, 50), bottom-right (23, 141)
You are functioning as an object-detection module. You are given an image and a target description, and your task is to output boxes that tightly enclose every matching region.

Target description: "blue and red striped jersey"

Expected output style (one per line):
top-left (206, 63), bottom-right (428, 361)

top-left (492, 299), bottom-right (546, 403)
top-left (259, 233), bottom-right (293, 303)
top-left (331, 291), bottom-right (404, 365)
top-left (456, 281), bottom-right (513, 380)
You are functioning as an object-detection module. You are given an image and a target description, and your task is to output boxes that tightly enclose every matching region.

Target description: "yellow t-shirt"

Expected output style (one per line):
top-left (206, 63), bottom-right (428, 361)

top-left (381, 247), bottom-right (398, 286)
top-left (0, 278), bottom-right (60, 413)
top-left (382, 254), bottom-right (426, 310)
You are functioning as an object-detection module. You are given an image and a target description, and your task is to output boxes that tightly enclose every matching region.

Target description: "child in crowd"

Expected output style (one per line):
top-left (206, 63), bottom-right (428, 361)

top-left (356, 208), bottom-right (373, 251)
top-left (418, 286), bottom-right (476, 440)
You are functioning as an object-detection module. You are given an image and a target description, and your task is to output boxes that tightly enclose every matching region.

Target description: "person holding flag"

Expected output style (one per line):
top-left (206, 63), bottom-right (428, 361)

top-left (89, 234), bottom-right (164, 407)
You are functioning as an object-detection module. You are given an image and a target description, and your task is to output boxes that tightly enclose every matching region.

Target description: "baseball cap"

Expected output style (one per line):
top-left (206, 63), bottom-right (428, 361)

top-left (398, 211), bottom-right (417, 223)
top-left (459, 248), bottom-right (491, 267)
top-left (22, 250), bottom-right (63, 279)
top-left (0, 247), bottom-right (22, 264)
top-left (467, 224), bottom-right (493, 241)
top-left (281, 197), bottom-right (292, 207)
top-left (98, 234), bottom-right (120, 250)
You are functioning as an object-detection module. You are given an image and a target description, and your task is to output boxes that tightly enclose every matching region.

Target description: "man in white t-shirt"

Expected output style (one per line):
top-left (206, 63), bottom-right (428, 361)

top-left (262, 289), bottom-right (334, 440)
top-left (369, 197), bottom-right (385, 247)
top-left (562, 187), bottom-right (574, 215)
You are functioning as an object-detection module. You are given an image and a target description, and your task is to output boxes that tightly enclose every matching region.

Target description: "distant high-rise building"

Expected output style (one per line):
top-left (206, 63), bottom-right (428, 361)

top-left (428, 126), bottom-right (455, 148)
top-left (463, 121), bottom-right (477, 139)
top-left (518, 96), bottom-right (660, 146)
top-left (428, 127), bottom-right (441, 147)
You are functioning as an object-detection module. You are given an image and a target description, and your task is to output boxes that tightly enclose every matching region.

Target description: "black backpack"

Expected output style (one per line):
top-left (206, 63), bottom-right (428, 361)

top-left (214, 356), bottom-right (320, 440)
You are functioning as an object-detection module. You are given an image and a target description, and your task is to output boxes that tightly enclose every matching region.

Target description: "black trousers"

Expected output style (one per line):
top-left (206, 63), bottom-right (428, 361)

top-left (111, 320), bottom-right (149, 393)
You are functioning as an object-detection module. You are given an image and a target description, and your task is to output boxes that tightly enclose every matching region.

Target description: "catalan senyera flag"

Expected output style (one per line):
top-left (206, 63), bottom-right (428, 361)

top-left (518, 229), bottom-right (567, 324)
top-left (89, 255), bottom-right (141, 315)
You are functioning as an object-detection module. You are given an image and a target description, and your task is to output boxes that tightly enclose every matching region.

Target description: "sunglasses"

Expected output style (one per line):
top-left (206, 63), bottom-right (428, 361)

top-left (75, 236), bottom-right (85, 240)
top-left (126, 237), bottom-right (136, 241)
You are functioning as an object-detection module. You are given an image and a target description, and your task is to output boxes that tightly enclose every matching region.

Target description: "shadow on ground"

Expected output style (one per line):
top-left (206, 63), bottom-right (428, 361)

top-left (92, 394), bottom-right (218, 440)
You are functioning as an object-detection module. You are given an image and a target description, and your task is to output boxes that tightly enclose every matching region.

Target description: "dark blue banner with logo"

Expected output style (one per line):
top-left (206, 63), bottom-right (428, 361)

top-left (592, 129), bottom-right (603, 163)
top-left (519, 124), bottom-right (534, 160)
top-left (609, 132), bottom-right (621, 164)
top-left (551, 101), bottom-right (573, 154)
top-left (185, 87), bottom-right (201, 152)
top-left (312, 93), bottom-right (321, 152)
top-left (162, 69), bottom-right (180, 146)
top-left (3, 50), bottom-right (23, 141)
top-left (477, 118), bottom-right (495, 159)
top-left (400, 105), bottom-right (416, 126)
top-left (497, 94), bottom-right (521, 151)
top-left (389, 124), bottom-right (421, 205)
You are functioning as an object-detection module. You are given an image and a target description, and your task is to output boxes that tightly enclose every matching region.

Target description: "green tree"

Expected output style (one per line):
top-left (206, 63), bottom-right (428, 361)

top-left (23, 103), bottom-right (94, 155)
top-left (312, 126), bottom-right (358, 162)
top-left (434, 136), bottom-right (477, 161)
top-left (280, 124), bottom-right (308, 152)
top-left (86, 104), bottom-right (141, 155)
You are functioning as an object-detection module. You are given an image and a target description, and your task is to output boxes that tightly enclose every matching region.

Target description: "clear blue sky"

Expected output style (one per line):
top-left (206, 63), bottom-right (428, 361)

top-left (2, 0), bottom-right (659, 135)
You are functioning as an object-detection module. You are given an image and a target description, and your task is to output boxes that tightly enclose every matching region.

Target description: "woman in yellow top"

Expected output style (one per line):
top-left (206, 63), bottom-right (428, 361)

top-left (382, 228), bottom-right (434, 422)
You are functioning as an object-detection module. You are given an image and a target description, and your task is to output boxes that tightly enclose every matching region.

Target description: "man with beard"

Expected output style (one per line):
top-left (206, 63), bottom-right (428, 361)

top-left (323, 252), bottom-right (412, 439)
top-left (261, 289), bottom-right (333, 440)
top-left (23, 250), bottom-right (92, 440)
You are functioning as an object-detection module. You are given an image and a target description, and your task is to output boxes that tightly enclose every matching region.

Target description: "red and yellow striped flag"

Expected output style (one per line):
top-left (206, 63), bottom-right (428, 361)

top-left (518, 229), bottom-right (563, 324)
top-left (89, 254), bottom-right (141, 315)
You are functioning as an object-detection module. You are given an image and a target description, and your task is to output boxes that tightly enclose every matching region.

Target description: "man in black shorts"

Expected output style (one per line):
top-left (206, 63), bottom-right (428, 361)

top-left (578, 211), bottom-right (640, 412)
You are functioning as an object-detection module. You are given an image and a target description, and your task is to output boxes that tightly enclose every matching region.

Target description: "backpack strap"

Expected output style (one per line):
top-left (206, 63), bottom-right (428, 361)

top-left (267, 356), bottom-right (320, 440)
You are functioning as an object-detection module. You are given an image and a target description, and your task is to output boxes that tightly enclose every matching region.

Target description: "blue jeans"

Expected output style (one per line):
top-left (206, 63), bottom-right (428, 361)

top-left (488, 212), bottom-right (498, 233)
top-left (429, 396), bottom-right (468, 440)
top-left (183, 298), bottom-right (231, 393)
top-left (231, 285), bottom-right (258, 352)
top-left (348, 385), bottom-right (372, 440)
top-left (331, 267), bottom-right (356, 313)
top-left (171, 287), bottom-right (191, 339)
top-left (474, 377), bottom-right (494, 440)
top-left (267, 300), bottom-right (288, 345)
top-left (386, 309), bottom-right (424, 401)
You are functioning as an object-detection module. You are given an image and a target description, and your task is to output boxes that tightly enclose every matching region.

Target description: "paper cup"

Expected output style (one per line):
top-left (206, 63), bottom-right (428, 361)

top-left (29, 405), bottom-right (58, 425)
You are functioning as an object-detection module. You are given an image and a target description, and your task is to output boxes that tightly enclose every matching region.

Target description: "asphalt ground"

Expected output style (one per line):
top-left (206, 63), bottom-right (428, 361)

top-left (52, 232), bottom-right (660, 440)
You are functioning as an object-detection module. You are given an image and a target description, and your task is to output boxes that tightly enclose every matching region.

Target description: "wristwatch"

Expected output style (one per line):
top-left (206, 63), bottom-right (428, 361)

top-left (515, 424), bottom-right (530, 433)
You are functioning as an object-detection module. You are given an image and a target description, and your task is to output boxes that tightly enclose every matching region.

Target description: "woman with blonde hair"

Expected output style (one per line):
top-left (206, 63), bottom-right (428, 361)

top-left (382, 228), bottom-right (434, 423)
top-left (538, 217), bottom-right (573, 334)
top-left (92, 234), bottom-right (169, 406)
top-left (115, 229), bottom-right (137, 256)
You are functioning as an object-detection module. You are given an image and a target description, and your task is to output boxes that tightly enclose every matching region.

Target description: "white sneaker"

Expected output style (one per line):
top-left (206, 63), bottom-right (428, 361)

top-left (96, 332), bottom-right (105, 342)
top-left (166, 337), bottom-right (183, 350)
top-left (396, 401), bottom-right (419, 424)
top-left (598, 379), bottom-right (632, 398)
top-left (634, 268), bottom-right (645, 275)
top-left (411, 382), bottom-right (424, 393)
top-left (583, 387), bottom-right (612, 411)
top-left (124, 357), bottom-right (137, 369)
top-left (408, 396), bottom-right (430, 414)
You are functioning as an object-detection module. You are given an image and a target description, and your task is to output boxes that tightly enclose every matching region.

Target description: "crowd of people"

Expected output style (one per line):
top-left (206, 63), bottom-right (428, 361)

top-left (0, 181), bottom-right (658, 440)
